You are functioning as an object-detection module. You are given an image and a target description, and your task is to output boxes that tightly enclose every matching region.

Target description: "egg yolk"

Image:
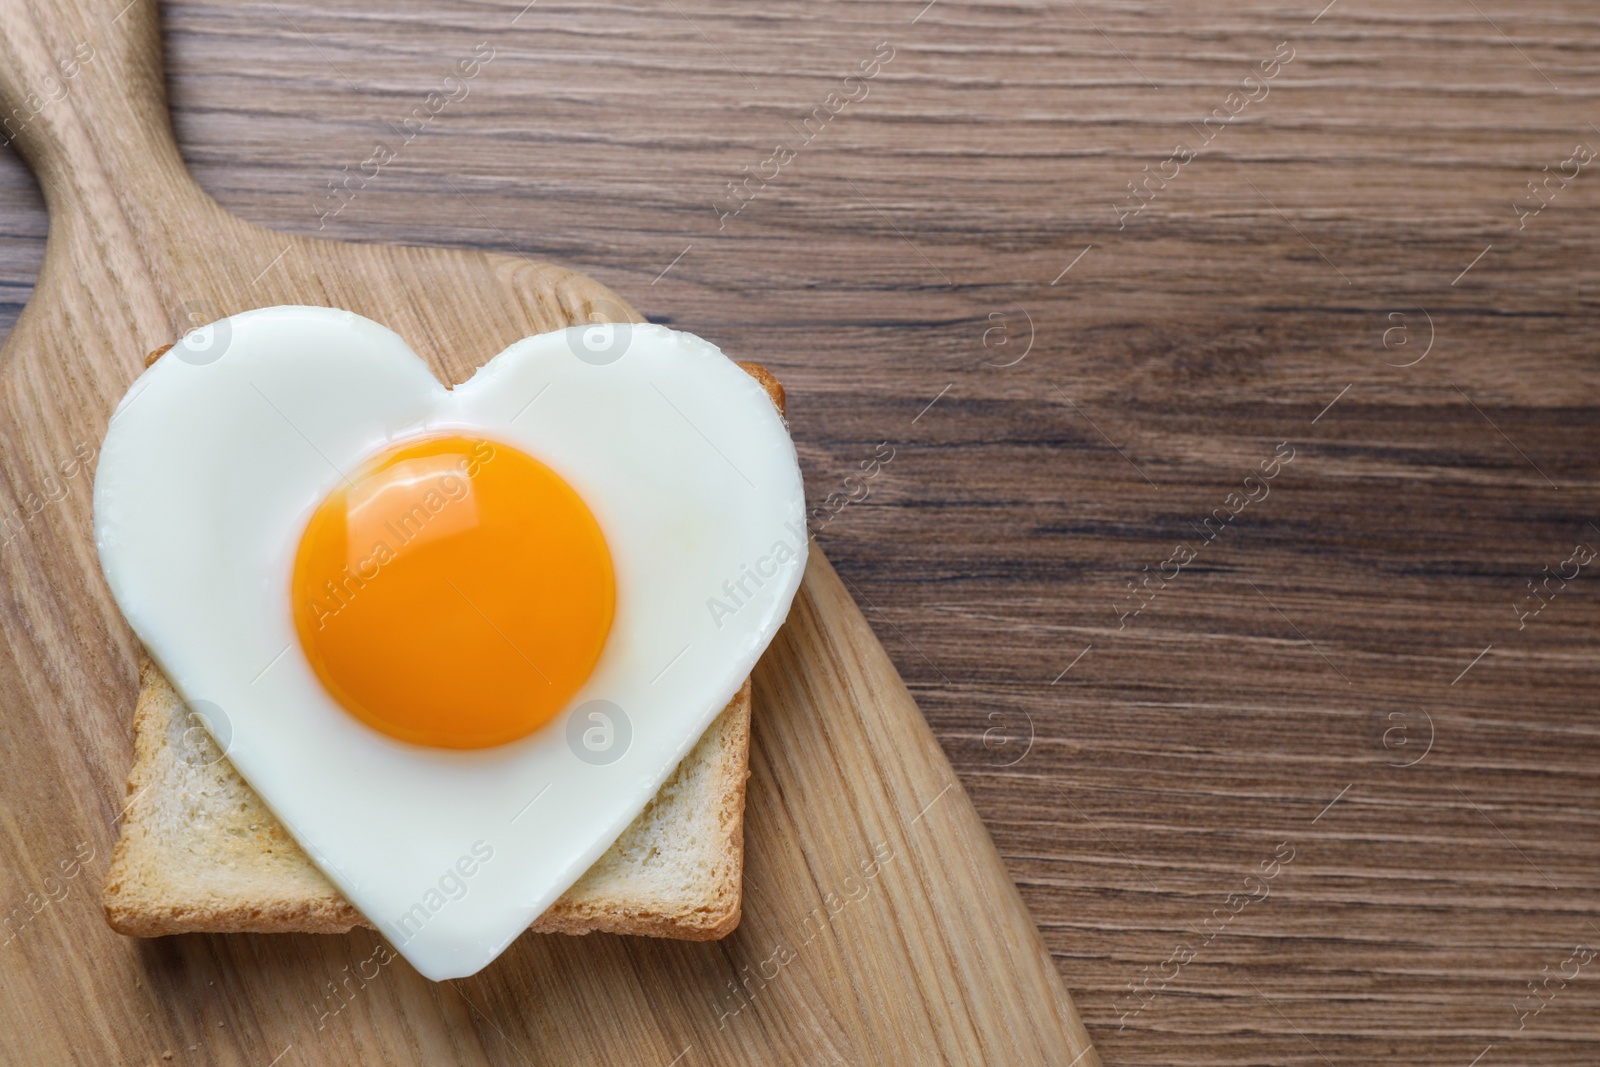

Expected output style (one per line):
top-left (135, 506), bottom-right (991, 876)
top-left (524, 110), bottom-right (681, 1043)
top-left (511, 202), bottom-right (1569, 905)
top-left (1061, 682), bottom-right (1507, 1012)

top-left (291, 434), bottom-right (615, 749)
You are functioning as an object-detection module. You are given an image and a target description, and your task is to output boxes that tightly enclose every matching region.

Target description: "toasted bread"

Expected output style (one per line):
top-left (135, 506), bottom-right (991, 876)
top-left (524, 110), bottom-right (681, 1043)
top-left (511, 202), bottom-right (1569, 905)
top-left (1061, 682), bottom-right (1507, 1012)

top-left (103, 662), bottom-right (750, 939)
top-left (102, 357), bottom-right (787, 942)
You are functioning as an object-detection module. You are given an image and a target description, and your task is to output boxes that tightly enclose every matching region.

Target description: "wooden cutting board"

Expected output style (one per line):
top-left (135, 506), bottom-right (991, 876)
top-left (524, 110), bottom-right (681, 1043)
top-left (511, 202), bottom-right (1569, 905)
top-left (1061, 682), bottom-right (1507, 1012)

top-left (0, 0), bottom-right (1095, 1062)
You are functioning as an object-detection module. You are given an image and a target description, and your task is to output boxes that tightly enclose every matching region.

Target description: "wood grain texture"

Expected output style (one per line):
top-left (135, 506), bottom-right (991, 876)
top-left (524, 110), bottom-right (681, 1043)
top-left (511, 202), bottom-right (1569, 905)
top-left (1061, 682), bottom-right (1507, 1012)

top-left (0, 0), bottom-right (1091, 1063)
top-left (0, 0), bottom-right (1597, 1063)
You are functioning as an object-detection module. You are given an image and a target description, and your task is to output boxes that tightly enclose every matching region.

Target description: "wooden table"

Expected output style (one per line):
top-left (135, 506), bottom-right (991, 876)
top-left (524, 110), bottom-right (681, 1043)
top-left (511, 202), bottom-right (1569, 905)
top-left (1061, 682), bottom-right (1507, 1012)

top-left (2, 0), bottom-right (1596, 1063)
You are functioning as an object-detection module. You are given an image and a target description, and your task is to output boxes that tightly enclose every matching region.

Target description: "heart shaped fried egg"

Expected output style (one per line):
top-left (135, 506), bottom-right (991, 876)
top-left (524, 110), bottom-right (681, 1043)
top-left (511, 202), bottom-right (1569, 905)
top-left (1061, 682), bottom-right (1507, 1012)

top-left (94, 306), bottom-right (806, 979)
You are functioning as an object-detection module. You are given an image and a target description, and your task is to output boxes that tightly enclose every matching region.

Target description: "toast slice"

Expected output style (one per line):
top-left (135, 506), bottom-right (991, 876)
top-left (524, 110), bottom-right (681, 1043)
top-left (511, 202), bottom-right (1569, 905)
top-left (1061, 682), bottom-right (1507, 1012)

top-left (104, 663), bottom-right (750, 939)
top-left (102, 358), bottom-right (788, 942)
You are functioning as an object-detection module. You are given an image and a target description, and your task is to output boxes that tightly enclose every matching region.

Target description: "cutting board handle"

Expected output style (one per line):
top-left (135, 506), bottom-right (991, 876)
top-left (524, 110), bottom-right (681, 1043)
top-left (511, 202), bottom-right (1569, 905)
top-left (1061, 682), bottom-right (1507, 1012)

top-left (0, 0), bottom-right (210, 228)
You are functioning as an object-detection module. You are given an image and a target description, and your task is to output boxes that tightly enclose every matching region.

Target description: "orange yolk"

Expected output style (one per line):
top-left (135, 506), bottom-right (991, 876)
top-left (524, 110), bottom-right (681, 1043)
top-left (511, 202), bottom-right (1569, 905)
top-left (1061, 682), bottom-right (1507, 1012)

top-left (291, 434), bottom-right (615, 749)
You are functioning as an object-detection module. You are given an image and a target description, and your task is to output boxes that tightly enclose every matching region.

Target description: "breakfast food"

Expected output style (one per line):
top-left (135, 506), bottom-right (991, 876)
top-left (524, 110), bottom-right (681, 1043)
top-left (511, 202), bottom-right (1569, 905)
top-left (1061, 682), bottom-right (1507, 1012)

top-left (93, 307), bottom-right (807, 979)
top-left (106, 361), bottom-right (790, 942)
top-left (105, 661), bottom-right (752, 939)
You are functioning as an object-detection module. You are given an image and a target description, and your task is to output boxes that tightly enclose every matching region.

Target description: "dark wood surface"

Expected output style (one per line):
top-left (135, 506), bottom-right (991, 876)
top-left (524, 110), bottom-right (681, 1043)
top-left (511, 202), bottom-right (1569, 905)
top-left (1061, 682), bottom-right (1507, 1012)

top-left (2, 0), bottom-right (1597, 1063)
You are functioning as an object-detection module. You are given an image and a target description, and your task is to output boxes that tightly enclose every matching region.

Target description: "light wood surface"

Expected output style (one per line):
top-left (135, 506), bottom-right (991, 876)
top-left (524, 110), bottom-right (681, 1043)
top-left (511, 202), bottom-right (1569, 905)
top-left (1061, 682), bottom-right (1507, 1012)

top-left (0, 0), bottom-right (1093, 1063)
top-left (3, 0), bottom-right (1599, 1064)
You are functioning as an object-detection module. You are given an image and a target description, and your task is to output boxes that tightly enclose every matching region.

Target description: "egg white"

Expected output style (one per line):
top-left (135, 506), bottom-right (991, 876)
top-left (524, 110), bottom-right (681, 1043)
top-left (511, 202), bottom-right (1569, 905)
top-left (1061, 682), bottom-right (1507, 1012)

top-left (94, 307), bottom-right (807, 980)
